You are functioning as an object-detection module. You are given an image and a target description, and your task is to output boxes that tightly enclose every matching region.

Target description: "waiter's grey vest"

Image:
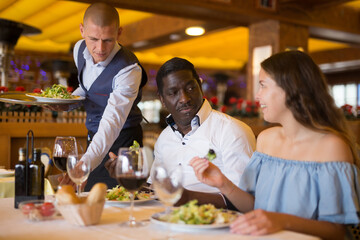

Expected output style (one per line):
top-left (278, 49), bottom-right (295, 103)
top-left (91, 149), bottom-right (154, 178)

top-left (77, 41), bottom-right (147, 133)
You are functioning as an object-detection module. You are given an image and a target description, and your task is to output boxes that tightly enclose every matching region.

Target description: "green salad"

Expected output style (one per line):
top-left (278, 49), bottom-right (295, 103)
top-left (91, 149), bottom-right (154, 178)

top-left (106, 185), bottom-right (151, 201)
top-left (129, 140), bottom-right (140, 151)
top-left (206, 149), bottom-right (216, 162)
top-left (161, 200), bottom-right (236, 225)
top-left (40, 84), bottom-right (74, 99)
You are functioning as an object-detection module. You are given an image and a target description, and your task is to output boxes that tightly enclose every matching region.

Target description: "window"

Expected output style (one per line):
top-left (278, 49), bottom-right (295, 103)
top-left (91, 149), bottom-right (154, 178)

top-left (331, 83), bottom-right (359, 108)
top-left (138, 100), bottom-right (162, 123)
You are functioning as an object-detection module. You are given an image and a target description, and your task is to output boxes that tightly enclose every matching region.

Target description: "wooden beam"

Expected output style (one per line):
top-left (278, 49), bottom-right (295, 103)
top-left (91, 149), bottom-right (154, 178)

top-left (281, 0), bottom-right (356, 10)
top-left (73, 0), bottom-right (360, 37)
top-left (310, 47), bottom-right (360, 64)
top-left (120, 15), bottom-right (204, 46)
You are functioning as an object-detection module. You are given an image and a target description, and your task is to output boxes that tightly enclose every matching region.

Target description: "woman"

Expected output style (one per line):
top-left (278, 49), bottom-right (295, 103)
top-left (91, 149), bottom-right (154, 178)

top-left (190, 51), bottom-right (360, 240)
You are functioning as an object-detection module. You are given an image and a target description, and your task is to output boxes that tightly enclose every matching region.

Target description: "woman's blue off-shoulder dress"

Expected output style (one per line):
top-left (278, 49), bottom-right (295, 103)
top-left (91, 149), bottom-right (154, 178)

top-left (239, 151), bottom-right (360, 224)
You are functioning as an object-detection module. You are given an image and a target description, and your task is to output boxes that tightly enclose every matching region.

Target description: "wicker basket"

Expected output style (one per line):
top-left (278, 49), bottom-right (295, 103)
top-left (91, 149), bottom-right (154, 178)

top-left (57, 201), bottom-right (105, 226)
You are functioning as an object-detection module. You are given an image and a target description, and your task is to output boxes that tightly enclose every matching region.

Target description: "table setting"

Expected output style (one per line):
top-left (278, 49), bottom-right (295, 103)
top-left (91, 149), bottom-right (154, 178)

top-left (0, 195), bottom-right (320, 240)
top-left (0, 141), bottom-right (320, 240)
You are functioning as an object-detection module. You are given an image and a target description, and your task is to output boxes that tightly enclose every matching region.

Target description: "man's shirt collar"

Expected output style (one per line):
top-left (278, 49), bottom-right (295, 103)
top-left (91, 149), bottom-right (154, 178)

top-left (165, 99), bottom-right (212, 134)
top-left (83, 43), bottom-right (121, 67)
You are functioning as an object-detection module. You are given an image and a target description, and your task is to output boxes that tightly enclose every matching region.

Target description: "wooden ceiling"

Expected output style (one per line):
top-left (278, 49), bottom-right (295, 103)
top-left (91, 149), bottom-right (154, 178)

top-left (1, 0), bottom-right (360, 70)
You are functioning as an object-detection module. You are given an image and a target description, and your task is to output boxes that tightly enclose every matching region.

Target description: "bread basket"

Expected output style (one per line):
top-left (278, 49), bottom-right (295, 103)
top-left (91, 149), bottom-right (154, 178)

top-left (57, 200), bottom-right (105, 226)
top-left (56, 183), bottom-right (107, 226)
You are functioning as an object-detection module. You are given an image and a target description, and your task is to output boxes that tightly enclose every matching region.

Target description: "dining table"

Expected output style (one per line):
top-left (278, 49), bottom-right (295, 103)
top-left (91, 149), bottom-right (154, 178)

top-left (0, 195), bottom-right (320, 240)
top-left (0, 174), bottom-right (55, 198)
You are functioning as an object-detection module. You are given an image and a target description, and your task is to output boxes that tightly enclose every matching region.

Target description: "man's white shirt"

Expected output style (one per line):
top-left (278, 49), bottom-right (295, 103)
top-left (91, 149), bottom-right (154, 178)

top-left (149, 99), bottom-right (256, 193)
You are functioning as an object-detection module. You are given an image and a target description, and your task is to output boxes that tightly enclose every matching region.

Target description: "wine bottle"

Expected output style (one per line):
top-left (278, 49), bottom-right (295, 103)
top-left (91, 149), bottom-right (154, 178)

top-left (28, 148), bottom-right (44, 199)
top-left (14, 148), bottom-right (27, 208)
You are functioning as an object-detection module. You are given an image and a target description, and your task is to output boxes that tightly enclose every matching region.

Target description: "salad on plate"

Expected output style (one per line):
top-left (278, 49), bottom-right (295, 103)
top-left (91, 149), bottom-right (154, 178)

top-left (39, 84), bottom-right (75, 99)
top-left (106, 185), bottom-right (153, 202)
top-left (159, 200), bottom-right (238, 225)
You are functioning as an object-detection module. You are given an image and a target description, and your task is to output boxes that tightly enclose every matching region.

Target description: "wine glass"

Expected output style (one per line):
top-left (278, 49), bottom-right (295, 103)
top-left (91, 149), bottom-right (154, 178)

top-left (152, 162), bottom-right (183, 214)
top-left (67, 154), bottom-right (90, 196)
top-left (152, 162), bottom-right (183, 239)
top-left (53, 136), bottom-right (78, 172)
top-left (116, 147), bottom-right (149, 227)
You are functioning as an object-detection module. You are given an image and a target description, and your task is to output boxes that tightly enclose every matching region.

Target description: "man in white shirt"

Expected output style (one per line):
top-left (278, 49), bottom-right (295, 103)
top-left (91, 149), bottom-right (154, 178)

top-left (59, 2), bottom-right (147, 191)
top-left (148, 57), bottom-right (255, 207)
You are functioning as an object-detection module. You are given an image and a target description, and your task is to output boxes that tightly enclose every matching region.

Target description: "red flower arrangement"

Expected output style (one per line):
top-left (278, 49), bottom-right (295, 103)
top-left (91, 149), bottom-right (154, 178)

top-left (15, 86), bottom-right (25, 92)
top-left (0, 86), bottom-right (8, 93)
top-left (33, 88), bottom-right (42, 93)
top-left (340, 104), bottom-right (358, 120)
top-left (206, 96), bottom-right (260, 118)
top-left (210, 96), bottom-right (218, 106)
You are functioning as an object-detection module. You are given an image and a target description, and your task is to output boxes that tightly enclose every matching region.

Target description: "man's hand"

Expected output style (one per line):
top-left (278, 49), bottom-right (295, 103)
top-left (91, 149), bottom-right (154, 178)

top-left (58, 173), bottom-right (87, 191)
top-left (105, 152), bottom-right (117, 178)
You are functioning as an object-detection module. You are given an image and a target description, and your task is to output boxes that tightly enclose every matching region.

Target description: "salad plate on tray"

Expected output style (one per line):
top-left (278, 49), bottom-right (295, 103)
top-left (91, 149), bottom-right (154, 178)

top-left (25, 93), bottom-right (85, 103)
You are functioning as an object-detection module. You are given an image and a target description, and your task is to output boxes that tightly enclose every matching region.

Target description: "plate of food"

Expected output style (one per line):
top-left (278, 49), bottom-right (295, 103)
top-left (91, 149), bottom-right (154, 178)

top-left (105, 185), bottom-right (155, 206)
top-left (25, 84), bottom-right (85, 103)
top-left (150, 200), bottom-right (240, 231)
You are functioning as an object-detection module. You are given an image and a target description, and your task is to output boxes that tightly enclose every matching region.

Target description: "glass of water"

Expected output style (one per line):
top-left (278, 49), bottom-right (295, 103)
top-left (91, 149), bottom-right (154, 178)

top-left (66, 154), bottom-right (90, 196)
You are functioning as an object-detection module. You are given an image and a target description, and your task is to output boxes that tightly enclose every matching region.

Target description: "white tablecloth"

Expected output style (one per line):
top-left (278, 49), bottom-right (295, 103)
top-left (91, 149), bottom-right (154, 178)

top-left (0, 197), bottom-right (320, 240)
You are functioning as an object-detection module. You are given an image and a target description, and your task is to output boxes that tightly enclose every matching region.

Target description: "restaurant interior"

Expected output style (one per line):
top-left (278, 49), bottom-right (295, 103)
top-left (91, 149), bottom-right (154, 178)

top-left (1, 1), bottom-right (360, 239)
top-left (0, 0), bottom-right (360, 182)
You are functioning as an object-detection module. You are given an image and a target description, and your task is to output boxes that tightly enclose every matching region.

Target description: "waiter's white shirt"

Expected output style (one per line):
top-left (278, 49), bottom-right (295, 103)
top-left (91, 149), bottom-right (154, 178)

top-left (72, 39), bottom-right (142, 170)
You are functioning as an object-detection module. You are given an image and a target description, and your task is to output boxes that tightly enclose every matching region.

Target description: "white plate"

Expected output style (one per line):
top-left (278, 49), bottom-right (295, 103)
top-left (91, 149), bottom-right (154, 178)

top-left (25, 93), bottom-right (85, 103)
top-left (0, 169), bottom-right (15, 178)
top-left (150, 209), bottom-right (241, 231)
top-left (105, 192), bottom-right (156, 206)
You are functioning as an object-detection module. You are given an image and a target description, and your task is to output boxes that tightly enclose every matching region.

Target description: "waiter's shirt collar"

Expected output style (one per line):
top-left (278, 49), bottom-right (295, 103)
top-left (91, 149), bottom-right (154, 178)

top-left (83, 43), bottom-right (121, 67)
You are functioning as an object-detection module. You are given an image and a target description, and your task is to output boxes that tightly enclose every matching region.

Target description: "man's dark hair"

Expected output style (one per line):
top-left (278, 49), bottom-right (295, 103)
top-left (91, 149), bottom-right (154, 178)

top-left (156, 57), bottom-right (201, 96)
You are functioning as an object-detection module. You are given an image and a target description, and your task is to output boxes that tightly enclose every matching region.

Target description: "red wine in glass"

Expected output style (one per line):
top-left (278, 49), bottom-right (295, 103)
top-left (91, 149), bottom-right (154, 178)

top-left (116, 147), bottom-right (149, 227)
top-left (117, 175), bottom-right (147, 192)
top-left (53, 157), bottom-right (67, 172)
top-left (53, 136), bottom-right (78, 172)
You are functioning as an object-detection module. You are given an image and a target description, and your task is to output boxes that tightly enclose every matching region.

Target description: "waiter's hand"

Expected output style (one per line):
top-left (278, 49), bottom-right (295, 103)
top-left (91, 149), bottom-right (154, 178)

top-left (105, 152), bottom-right (117, 179)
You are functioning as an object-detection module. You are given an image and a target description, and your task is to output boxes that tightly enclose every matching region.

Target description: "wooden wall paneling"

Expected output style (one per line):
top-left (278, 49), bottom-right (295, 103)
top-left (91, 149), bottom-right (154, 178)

top-left (0, 135), bottom-right (10, 169)
top-left (246, 20), bottom-right (308, 100)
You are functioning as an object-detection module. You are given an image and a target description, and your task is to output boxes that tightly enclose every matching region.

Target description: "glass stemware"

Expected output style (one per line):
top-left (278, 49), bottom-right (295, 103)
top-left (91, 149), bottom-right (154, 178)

top-left (152, 163), bottom-right (183, 213)
top-left (66, 154), bottom-right (90, 196)
top-left (53, 136), bottom-right (78, 172)
top-left (116, 147), bottom-right (149, 227)
top-left (152, 162), bottom-right (183, 239)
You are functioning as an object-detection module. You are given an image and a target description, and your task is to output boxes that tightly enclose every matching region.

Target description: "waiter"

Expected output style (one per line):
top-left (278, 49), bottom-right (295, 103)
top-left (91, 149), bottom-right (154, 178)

top-left (60, 2), bottom-right (147, 191)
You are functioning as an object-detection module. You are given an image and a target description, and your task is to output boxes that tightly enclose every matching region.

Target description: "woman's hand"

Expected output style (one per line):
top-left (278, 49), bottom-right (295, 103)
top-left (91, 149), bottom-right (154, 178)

top-left (230, 209), bottom-right (285, 235)
top-left (189, 157), bottom-right (225, 189)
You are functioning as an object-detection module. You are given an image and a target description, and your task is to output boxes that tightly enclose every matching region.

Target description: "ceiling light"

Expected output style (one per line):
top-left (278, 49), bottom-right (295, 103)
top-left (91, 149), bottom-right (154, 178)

top-left (185, 26), bottom-right (205, 36)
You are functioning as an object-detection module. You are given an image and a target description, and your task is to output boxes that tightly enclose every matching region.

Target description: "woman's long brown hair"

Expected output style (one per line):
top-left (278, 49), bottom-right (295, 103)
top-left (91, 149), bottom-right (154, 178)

top-left (261, 50), bottom-right (359, 166)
